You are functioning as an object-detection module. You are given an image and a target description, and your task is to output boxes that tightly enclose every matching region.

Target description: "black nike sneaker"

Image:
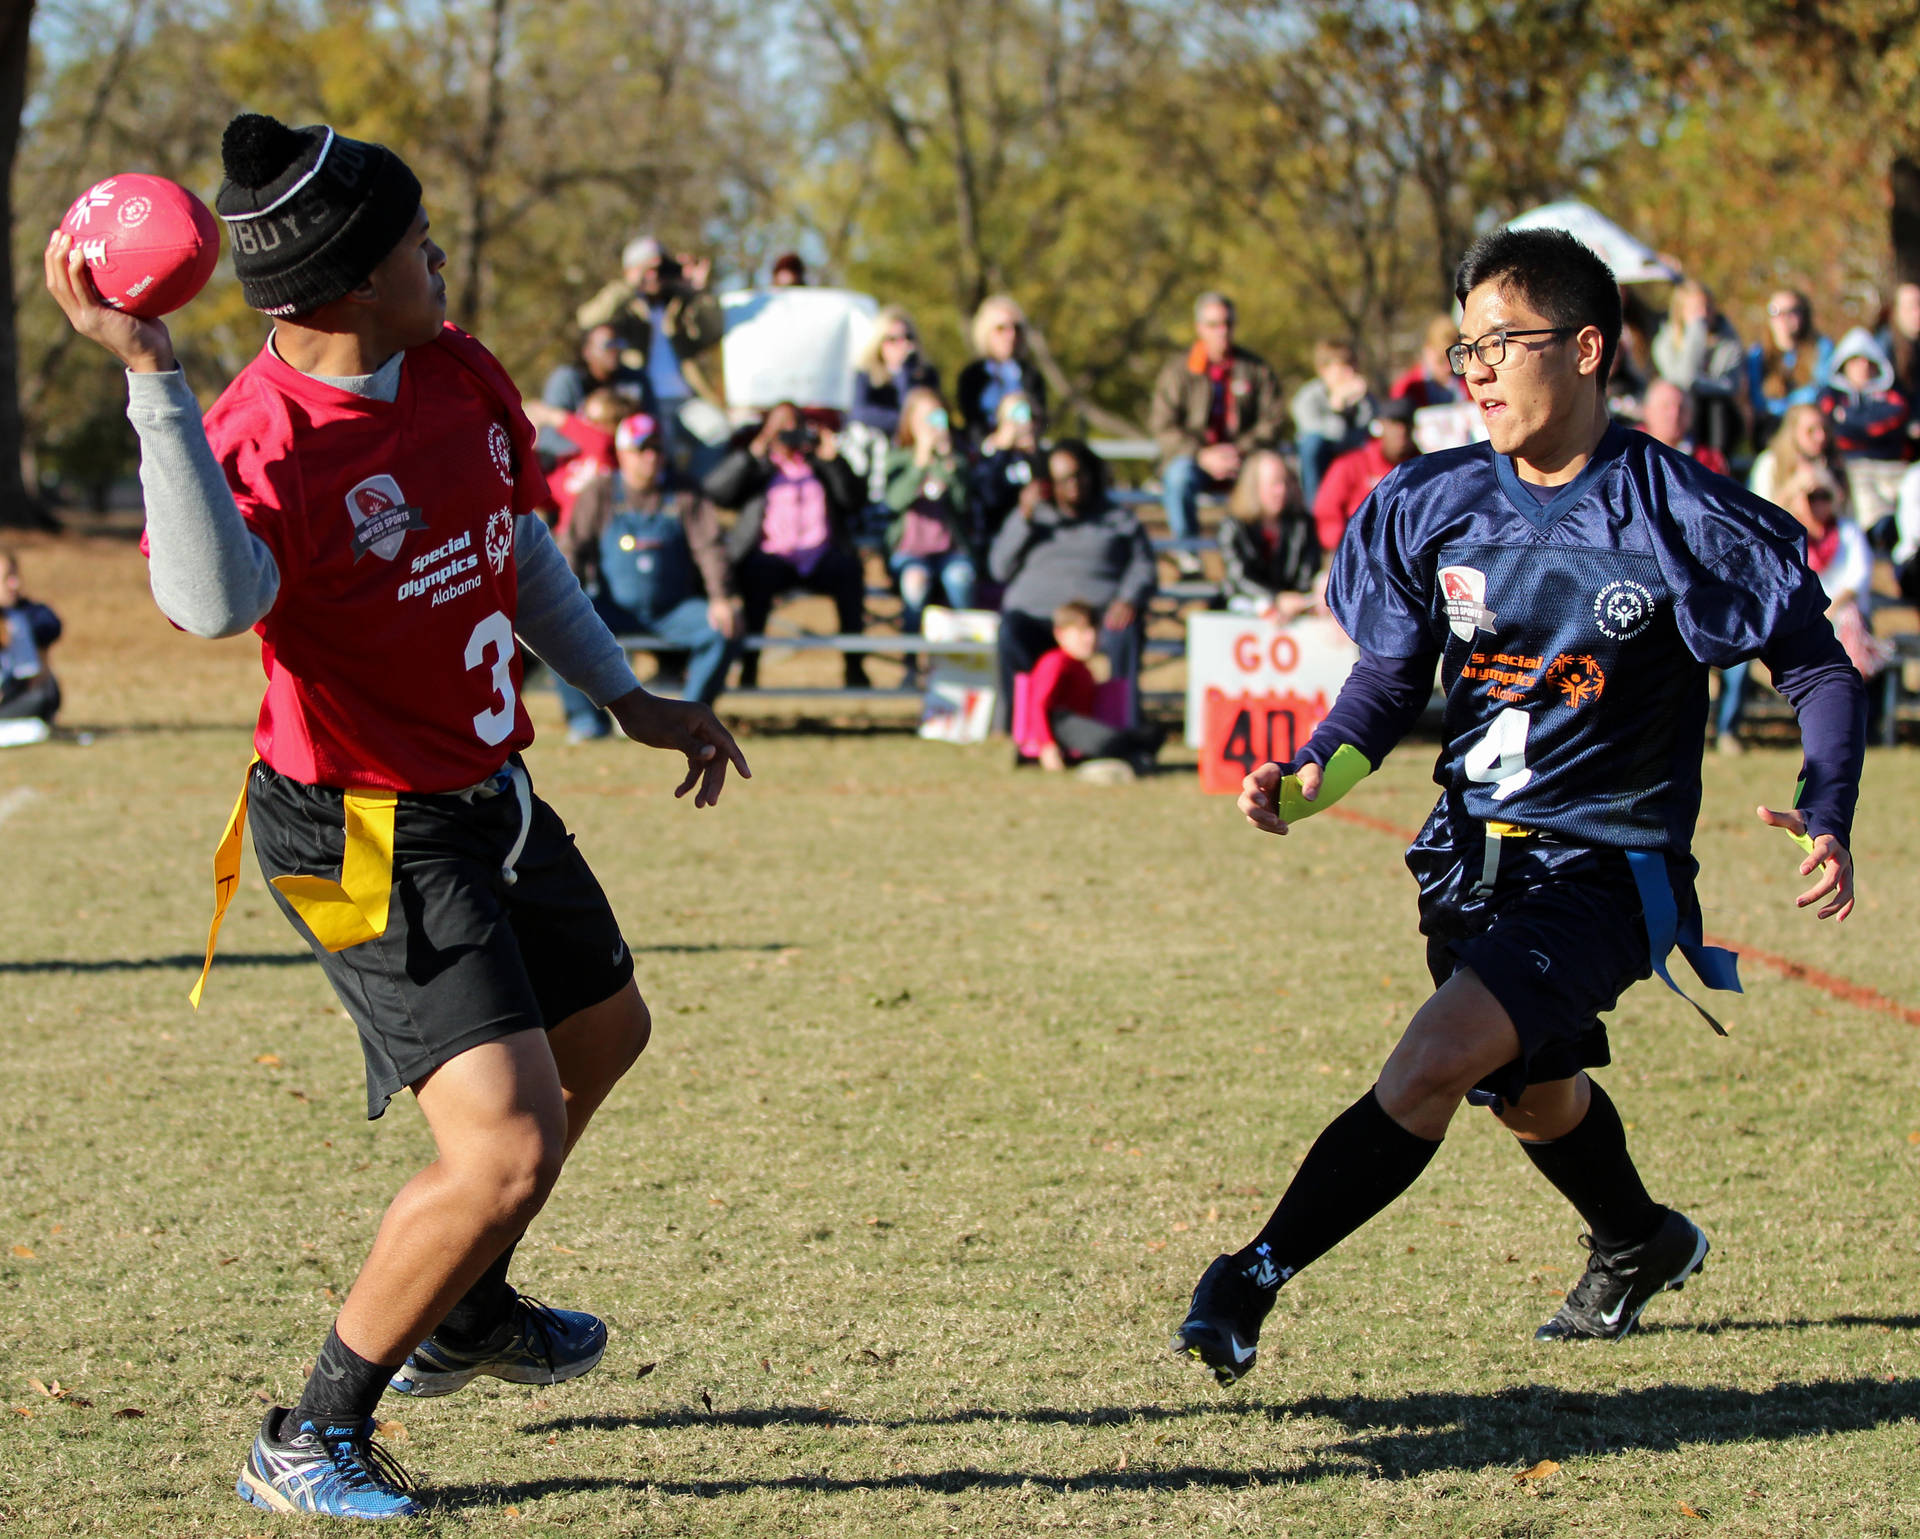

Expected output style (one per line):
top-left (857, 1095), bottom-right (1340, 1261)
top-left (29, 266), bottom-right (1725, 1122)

top-left (1535, 1208), bottom-right (1709, 1341)
top-left (1173, 1250), bottom-right (1280, 1385)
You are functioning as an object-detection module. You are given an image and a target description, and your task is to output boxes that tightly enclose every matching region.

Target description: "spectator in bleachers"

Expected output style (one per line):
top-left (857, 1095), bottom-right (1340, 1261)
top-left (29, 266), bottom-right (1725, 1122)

top-left (1879, 281), bottom-right (1920, 408)
top-left (1218, 450), bottom-right (1321, 621)
top-left (1152, 292), bottom-right (1285, 569)
top-left (1312, 395), bottom-right (1419, 553)
top-left (522, 389), bottom-right (624, 535)
top-left (968, 392), bottom-right (1043, 545)
top-left (1748, 288), bottom-right (1833, 445)
top-left (1637, 379), bottom-right (1730, 477)
top-left (1388, 316), bottom-right (1463, 409)
top-left (771, 251), bottom-right (808, 287)
top-left (884, 389), bottom-right (977, 634)
top-left (1818, 327), bottom-right (1911, 528)
top-left (849, 306), bottom-right (942, 439)
top-left (705, 402), bottom-right (871, 689)
top-left (541, 324), bottom-right (651, 415)
top-left (576, 236), bottom-right (727, 436)
top-left (554, 414), bottom-right (740, 738)
top-left (1749, 401), bottom-right (1843, 509)
top-left (1652, 280), bottom-right (1746, 456)
top-left (0, 547), bottom-right (60, 730)
top-left (1718, 464), bottom-right (1881, 751)
top-left (1290, 338), bottom-right (1376, 513)
top-left (990, 439), bottom-right (1156, 729)
top-left (956, 295), bottom-right (1048, 442)
top-left (1026, 601), bottom-right (1165, 779)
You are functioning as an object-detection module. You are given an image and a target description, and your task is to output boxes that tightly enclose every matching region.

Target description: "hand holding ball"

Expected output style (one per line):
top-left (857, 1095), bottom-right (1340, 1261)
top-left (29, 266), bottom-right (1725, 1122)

top-left (57, 174), bottom-right (219, 318)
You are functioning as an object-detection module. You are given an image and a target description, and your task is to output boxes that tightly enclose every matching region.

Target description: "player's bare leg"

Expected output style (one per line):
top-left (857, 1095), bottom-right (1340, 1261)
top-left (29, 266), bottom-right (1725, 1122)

top-left (547, 980), bottom-right (653, 1153)
top-left (334, 1030), bottom-right (570, 1365)
top-left (385, 989), bottom-right (653, 1401)
top-left (1495, 1070), bottom-right (1708, 1340)
top-left (1373, 968), bottom-right (1522, 1138)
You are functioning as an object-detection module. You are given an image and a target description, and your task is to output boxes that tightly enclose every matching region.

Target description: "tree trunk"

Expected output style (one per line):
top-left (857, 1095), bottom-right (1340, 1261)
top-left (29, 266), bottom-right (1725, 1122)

top-left (0, 0), bottom-right (51, 529)
top-left (453, 0), bottom-right (511, 333)
top-left (1892, 154), bottom-right (1920, 289)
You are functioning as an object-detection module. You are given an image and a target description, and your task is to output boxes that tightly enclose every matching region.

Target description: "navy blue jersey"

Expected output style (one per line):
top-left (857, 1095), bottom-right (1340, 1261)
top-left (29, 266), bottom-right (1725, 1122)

top-left (1328, 423), bottom-right (1829, 855)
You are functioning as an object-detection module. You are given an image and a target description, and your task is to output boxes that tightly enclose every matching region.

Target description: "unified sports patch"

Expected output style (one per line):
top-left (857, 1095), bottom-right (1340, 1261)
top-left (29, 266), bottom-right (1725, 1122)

top-left (1439, 564), bottom-right (1498, 641)
top-left (344, 475), bottom-right (429, 563)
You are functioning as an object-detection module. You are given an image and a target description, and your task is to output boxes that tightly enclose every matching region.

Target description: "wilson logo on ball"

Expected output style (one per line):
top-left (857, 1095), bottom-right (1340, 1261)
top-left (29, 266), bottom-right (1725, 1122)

top-left (57, 172), bottom-right (220, 319)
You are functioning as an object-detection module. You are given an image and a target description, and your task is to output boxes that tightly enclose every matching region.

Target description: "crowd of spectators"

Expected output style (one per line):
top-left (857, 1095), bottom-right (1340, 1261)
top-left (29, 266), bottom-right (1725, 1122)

top-left (527, 233), bottom-right (1920, 761)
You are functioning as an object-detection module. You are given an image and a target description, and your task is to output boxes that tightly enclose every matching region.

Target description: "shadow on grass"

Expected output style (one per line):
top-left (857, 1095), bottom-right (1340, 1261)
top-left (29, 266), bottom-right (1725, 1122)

top-left (1635, 1313), bottom-right (1920, 1336)
top-left (463, 1374), bottom-right (1920, 1507)
top-left (0, 939), bottom-right (797, 974)
top-left (0, 951), bottom-right (317, 974)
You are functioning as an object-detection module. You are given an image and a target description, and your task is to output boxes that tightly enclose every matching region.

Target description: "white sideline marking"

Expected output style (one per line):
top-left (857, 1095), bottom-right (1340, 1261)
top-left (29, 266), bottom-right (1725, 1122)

top-left (0, 787), bottom-right (41, 828)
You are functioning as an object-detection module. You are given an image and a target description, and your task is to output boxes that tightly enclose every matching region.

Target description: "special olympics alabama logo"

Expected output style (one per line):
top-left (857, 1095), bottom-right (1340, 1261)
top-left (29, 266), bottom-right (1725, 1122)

top-left (116, 196), bottom-right (153, 230)
top-left (1593, 578), bottom-right (1655, 640)
top-left (485, 507), bottom-right (514, 574)
top-left (487, 423), bottom-right (513, 484)
top-left (1544, 653), bottom-right (1606, 710)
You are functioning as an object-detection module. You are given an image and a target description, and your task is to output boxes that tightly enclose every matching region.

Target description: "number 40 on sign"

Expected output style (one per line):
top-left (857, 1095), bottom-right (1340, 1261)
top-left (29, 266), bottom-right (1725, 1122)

top-left (1199, 687), bottom-right (1330, 795)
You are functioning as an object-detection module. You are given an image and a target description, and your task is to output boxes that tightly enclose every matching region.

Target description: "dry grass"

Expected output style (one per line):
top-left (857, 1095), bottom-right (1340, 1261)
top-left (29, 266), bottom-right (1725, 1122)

top-left (1, 535), bottom-right (1917, 1537)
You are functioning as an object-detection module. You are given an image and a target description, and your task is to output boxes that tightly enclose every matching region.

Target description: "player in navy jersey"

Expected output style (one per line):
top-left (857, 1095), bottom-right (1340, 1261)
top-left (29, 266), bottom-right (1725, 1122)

top-left (1175, 227), bottom-right (1864, 1386)
top-left (49, 115), bottom-right (750, 1517)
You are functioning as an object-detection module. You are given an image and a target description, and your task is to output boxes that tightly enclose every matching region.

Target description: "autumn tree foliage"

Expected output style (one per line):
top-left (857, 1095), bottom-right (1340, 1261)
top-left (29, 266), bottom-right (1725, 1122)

top-left (4, 0), bottom-right (1916, 521)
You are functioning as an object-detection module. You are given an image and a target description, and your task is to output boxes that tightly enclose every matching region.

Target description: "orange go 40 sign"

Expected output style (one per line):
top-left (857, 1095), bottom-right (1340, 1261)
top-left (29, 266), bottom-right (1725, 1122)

top-left (1184, 614), bottom-right (1361, 795)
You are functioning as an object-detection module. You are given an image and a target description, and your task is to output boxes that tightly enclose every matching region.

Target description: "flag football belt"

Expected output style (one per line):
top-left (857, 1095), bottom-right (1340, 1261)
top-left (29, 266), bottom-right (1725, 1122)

top-left (189, 757), bottom-right (532, 1008)
top-left (1470, 817), bottom-right (1741, 1037)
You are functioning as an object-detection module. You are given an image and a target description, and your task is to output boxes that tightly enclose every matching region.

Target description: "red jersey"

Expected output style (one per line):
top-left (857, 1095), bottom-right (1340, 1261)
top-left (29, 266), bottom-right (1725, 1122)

top-left (1029, 646), bottom-right (1097, 750)
top-left (548, 413), bottom-right (617, 534)
top-left (201, 325), bottom-right (549, 791)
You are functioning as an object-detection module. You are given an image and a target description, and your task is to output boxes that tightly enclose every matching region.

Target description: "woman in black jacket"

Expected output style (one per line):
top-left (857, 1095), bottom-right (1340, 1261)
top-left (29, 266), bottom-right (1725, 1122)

top-left (1216, 450), bottom-right (1323, 620)
top-left (956, 294), bottom-right (1048, 444)
top-left (704, 403), bottom-right (870, 686)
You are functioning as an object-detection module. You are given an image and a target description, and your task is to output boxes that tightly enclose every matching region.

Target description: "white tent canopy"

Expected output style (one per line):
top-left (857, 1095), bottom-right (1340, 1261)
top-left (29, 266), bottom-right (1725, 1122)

top-left (1504, 201), bottom-right (1680, 285)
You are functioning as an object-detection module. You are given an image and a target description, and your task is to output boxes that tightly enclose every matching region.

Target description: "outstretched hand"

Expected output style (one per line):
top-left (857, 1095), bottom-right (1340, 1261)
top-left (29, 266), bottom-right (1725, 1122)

top-left (44, 232), bottom-right (176, 373)
top-left (1239, 760), bottom-right (1320, 836)
top-left (608, 689), bottom-right (752, 808)
top-left (1756, 803), bottom-right (1854, 921)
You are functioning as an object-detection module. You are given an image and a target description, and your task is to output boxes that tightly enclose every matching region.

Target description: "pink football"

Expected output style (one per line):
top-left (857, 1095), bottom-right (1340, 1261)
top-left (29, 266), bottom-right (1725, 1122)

top-left (58, 173), bottom-right (220, 319)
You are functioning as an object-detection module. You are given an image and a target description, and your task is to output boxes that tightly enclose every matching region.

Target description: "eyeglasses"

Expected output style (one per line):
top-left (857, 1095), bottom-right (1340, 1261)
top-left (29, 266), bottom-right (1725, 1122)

top-left (1446, 328), bottom-right (1575, 375)
top-left (1768, 301), bottom-right (1807, 318)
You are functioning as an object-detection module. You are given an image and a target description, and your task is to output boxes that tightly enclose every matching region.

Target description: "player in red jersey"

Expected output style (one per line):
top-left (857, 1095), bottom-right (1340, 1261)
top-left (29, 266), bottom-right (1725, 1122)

top-left (48, 113), bottom-right (748, 1519)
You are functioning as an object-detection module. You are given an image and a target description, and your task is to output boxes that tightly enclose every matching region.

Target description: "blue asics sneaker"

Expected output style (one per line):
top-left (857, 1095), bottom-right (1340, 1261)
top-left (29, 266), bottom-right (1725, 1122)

top-left (388, 1294), bottom-right (607, 1398)
top-left (235, 1408), bottom-right (419, 1519)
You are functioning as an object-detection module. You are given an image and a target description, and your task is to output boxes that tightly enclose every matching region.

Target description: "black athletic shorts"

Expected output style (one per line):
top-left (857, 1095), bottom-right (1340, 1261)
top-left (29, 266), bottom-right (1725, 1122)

top-left (248, 757), bottom-right (635, 1119)
top-left (1407, 801), bottom-right (1675, 1106)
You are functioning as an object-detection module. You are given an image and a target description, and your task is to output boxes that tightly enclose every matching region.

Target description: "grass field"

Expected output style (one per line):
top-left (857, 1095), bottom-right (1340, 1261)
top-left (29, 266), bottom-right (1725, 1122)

top-left (2, 534), bottom-right (1918, 1537)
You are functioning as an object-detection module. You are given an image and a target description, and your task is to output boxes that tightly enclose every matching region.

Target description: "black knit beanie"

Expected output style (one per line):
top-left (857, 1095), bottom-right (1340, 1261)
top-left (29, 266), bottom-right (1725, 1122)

top-left (216, 113), bottom-right (423, 317)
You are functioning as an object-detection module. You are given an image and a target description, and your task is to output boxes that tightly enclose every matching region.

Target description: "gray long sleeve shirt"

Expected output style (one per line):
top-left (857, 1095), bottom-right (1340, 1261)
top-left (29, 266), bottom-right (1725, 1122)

top-left (125, 352), bottom-right (639, 708)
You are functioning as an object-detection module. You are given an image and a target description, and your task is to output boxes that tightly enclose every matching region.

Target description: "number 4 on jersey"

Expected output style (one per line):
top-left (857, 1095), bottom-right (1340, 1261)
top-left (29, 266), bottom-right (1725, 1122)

top-left (1464, 706), bottom-right (1532, 801)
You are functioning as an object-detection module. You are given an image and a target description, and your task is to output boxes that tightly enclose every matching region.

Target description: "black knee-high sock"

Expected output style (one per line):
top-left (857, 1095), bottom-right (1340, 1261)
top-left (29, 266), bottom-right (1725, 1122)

top-left (288, 1325), bottom-right (400, 1435)
top-left (433, 1236), bottom-right (520, 1347)
top-left (1230, 1088), bottom-right (1442, 1288)
top-left (1515, 1079), bottom-right (1663, 1249)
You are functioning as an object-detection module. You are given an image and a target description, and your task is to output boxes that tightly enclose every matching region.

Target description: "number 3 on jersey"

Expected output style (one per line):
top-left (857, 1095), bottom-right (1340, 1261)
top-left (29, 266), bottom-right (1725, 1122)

top-left (1464, 706), bottom-right (1532, 801)
top-left (464, 610), bottom-right (518, 746)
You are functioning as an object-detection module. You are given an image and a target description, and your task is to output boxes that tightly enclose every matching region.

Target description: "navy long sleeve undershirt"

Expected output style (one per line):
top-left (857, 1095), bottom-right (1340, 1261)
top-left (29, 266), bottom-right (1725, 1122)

top-left (1292, 623), bottom-right (1865, 848)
